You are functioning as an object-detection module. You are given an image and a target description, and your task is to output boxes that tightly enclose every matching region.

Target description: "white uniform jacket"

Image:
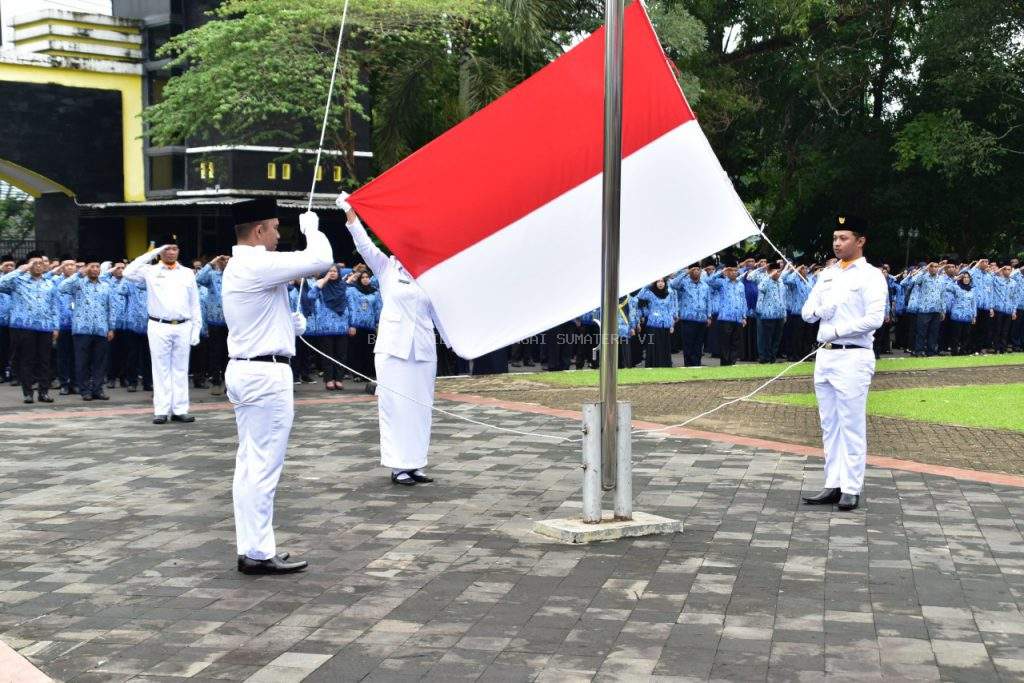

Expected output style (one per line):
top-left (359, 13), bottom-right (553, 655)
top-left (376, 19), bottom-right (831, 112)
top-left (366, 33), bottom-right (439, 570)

top-left (347, 219), bottom-right (451, 360)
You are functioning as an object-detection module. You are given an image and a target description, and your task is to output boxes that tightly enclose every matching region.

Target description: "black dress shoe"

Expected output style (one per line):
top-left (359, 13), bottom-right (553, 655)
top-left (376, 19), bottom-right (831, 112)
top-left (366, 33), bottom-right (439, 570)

top-left (93, 393), bottom-right (110, 401)
top-left (237, 552), bottom-right (290, 569)
top-left (23, 395), bottom-right (34, 404)
top-left (59, 386), bottom-right (70, 395)
top-left (408, 470), bottom-right (434, 483)
top-left (127, 385), bottom-right (138, 393)
top-left (82, 395), bottom-right (94, 401)
top-left (237, 555), bottom-right (308, 575)
top-left (37, 392), bottom-right (53, 403)
top-left (171, 414), bottom-right (195, 423)
top-left (802, 487), bottom-right (841, 505)
top-left (837, 493), bottom-right (860, 511)
top-left (153, 415), bottom-right (168, 424)
top-left (391, 472), bottom-right (416, 486)
top-left (143, 385), bottom-right (153, 391)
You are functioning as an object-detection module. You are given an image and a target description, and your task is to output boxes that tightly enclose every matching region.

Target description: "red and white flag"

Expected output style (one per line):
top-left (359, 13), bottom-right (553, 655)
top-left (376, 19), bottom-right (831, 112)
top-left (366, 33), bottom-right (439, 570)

top-left (350, 2), bottom-right (756, 360)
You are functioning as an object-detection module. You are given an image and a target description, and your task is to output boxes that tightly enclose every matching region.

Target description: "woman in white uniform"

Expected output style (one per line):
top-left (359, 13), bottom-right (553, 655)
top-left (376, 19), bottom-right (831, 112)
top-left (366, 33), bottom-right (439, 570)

top-left (337, 193), bottom-right (452, 486)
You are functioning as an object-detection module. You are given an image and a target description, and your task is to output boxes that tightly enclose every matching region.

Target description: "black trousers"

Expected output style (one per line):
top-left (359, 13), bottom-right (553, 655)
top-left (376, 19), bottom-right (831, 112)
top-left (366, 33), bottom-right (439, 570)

top-left (756, 318), bottom-right (784, 362)
top-left (1013, 309), bottom-right (1024, 350)
top-left (993, 312), bottom-right (1014, 352)
top-left (13, 329), bottom-right (53, 395)
top-left (741, 317), bottom-right (758, 362)
top-left (915, 312), bottom-right (941, 355)
top-left (873, 321), bottom-right (892, 357)
top-left (107, 330), bottom-right (127, 383)
top-left (0, 325), bottom-right (10, 379)
top-left (972, 311), bottom-right (993, 351)
top-left (123, 331), bottom-right (152, 388)
top-left (56, 330), bottom-right (75, 388)
top-left (680, 320), bottom-right (707, 367)
top-left (716, 320), bottom-right (743, 366)
top-left (74, 334), bottom-right (109, 398)
top-left (206, 325), bottom-right (229, 384)
top-left (314, 334), bottom-right (349, 382)
top-left (644, 327), bottom-right (673, 367)
top-left (190, 336), bottom-right (209, 385)
top-left (948, 320), bottom-right (972, 355)
top-left (544, 322), bottom-right (575, 371)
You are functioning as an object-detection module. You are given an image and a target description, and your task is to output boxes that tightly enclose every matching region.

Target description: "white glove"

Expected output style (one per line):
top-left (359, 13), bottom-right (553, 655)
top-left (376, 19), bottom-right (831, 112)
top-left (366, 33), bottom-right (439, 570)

top-left (818, 322), bottom-right (838, 342)
top-left (817, 304), bottom-right (837, 321)
top-left (299, 211), bottom-right (319, 236)
top-left (291, 311), bottom-right (307, 336)
top-left (335, 192), bottom-right (352, 212)
top-left (190, 328), bottom-right (201, 347)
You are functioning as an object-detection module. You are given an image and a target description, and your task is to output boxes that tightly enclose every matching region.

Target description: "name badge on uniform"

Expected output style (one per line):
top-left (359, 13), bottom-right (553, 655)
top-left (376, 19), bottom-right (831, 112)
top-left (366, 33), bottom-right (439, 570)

top-left (398, 278), bottom-right (411, 285)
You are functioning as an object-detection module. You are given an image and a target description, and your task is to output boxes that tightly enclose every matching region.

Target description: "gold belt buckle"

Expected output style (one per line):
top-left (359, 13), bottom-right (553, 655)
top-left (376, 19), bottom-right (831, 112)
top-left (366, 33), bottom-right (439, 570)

top-left (822, 342), bottom-right (834, 350)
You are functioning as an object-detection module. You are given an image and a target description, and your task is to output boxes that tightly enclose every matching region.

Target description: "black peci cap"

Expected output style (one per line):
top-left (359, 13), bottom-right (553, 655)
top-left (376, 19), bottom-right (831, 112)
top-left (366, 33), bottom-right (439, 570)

top-left (835, 214), bottom-right (868, 236)
top-left (232, 198), bottom-right (278, 227)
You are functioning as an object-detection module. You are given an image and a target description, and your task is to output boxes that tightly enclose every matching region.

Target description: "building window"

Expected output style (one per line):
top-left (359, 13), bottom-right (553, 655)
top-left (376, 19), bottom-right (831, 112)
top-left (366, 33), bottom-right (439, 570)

top-left (199, 161), bottom-right (215, 181)
top-left (267, 162), bottom-right (277, 180)
top-left (315, 166), bottom-right (324, 182)
top-left (281, 163), bottom-right (292, 181)
top-left (332, 166), bottom-right (342, 183)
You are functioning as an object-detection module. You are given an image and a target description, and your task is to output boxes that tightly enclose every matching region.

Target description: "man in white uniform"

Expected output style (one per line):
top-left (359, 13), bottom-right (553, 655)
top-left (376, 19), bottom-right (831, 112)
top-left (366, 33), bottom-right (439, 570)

top-left (800, 215), bottom-right (887, 511)
top-left (222, 198), bottom-right (332, 574)
top-left (124, 236), bottom-right (202, 424)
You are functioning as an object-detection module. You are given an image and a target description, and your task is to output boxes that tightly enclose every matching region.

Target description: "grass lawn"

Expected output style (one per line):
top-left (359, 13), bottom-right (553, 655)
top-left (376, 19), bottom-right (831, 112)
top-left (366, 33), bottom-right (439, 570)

top-left (759, 384), bottom-right (1024, 432)
top-left (531, 353), bottom-right (1024, 387)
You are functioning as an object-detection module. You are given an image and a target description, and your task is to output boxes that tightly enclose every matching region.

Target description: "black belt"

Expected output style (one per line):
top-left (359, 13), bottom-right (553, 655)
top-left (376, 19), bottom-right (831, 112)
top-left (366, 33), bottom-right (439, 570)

top-left (819, 342), bottom-right (869, 350)
top-left (149, 316), bottom-right (190, 325)
top-left (232, 355), bottom-right (292, 365)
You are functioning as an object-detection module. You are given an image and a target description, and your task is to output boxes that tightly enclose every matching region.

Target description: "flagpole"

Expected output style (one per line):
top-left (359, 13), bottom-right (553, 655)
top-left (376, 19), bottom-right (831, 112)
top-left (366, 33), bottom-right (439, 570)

top-left (599, 0), bottom-right (625, 497)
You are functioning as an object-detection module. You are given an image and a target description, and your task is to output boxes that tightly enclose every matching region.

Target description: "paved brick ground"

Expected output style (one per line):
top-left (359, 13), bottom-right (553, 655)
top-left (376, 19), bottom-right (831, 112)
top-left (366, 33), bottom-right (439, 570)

top-left (3, 385), bottom-right (1024, 681)
top-left (437, 365), bottom-right (1024, 476)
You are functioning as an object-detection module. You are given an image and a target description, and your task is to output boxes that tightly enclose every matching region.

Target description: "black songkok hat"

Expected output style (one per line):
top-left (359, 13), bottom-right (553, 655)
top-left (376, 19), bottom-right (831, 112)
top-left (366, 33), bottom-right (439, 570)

top-left (156, 233), bottom-right (179, 246)
top-left (835, 214), bottom-right (868, 236)
top-left (232, 198), bottom-right (278, 227)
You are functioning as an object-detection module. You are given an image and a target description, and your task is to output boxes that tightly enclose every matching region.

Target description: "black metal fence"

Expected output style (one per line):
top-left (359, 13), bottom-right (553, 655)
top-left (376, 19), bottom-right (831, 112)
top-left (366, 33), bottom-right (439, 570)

top-left (0, 240), bottom-right (61, 261)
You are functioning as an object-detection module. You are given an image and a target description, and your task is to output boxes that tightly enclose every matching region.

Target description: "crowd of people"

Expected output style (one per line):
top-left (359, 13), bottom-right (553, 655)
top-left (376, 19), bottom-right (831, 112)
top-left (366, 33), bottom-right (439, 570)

top-left (1, 250), bottom-right (1022, 407)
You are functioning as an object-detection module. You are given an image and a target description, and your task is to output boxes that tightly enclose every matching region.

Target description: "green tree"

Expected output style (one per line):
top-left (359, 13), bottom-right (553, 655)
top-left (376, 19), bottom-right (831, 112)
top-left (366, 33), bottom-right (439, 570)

top-left (0, 182), bottom-right (35, 242)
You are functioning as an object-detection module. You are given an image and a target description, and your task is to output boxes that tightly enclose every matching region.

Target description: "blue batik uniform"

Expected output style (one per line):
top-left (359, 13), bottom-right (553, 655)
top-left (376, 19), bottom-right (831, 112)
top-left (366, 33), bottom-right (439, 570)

top-left (595, 298), bottom-right (638, 339)
top-left (55, 276), bottom-right (74, 332)
top-left (0, 271), bottom-right (59, 332)
top-left (949, 287), bottom-right (976, 323)
top-left (670, 274), bottom-right (711, 323)
top-left (890, 276), bottom-right (906, 316)
top-left (992, 276), bottom-right (1019, 315)
top-left (636, 287), bottom-right (676, 329)
top-left (742, 273), bottom-right (759, 319)
top-left (195, 264), bottom-right (226, 328)
top-left (969, 267), bottom-right (993, 312)
top-left (346, 286), bottom-right (382, 330)
top-left (198, 285), bottom-right (211, 338)
top-left (119, 280), bottom-right (149, 334)
top-left (906, 271), bottom-right (947, 314)
top-left (747, 270), bottom-right (787, 320)
top-left (707, 272), bottom-right (747, 323)
top-left (782, 272), bottom-right (813, 316)
top-left (102, 274), bottom-right (129, 330)
top-left (0, 290), bottom-right (11, 327)
top-left (58, 274), bottom-right (117, 336)
top-left (305, 282), bottom-right (351, 335)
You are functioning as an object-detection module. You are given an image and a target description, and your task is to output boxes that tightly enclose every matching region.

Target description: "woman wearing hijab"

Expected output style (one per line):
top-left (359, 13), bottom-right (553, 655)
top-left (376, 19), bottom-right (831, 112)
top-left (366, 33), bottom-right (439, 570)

top-left (947, 272), bottom-right (977, 356)
top-left (637, 278), bottom-right (677, 367)
top-left (346, 271), bottom-right (381, 383)
top-left (306, 265), bottom-right (352, 390)
top-left (338, 193), bottom-right (453, 486)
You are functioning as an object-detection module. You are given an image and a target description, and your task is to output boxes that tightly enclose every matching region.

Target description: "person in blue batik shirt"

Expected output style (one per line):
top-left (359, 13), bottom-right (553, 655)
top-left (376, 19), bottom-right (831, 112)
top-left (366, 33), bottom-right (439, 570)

top-left (707, 261), bottom-right (748, 366)
top-left (59, 257), bottom-right (118, 401)
top-left (747, 263), bottom-right (788, 363)
top-left (671, 265), bottom-right (711, 367)
top-left (346, 271), bottom-right (382, 381)
top-left (306, 265), bottom-right (354, 390)
top-left (990, 264), bottom-right (1020, 353)
top-left (53, 260), bottom-right (78, 394)
top-left (1012, 265), bottom-right (1024, 352)
top-left (946, 272), bottom-right (977, 355)
top-left (0, 256), bottom-right (60, 403)
top-left (197, 255), bottom-right (230, 395)
top-left (781, 264), bottom-right (815, 361)
top-left (0, 257), bottom-right (13, 383)
top-left (101, 261), bottom-right (129, 389)
top-left (968, 260), bottom-right (995, 352)
top-left (906, 262), bottom-right (948, 356)
top-left (637, 278), bottom-right (677, 367)
top-left (118, 275), bottom-right (152, 391)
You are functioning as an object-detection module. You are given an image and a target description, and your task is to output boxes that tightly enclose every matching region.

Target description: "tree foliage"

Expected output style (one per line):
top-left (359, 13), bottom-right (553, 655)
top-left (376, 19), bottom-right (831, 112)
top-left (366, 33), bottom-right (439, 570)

top-left (144, 0), bottom-right (1024, 261)
top-left (0, 182), bottom-right (34, 242)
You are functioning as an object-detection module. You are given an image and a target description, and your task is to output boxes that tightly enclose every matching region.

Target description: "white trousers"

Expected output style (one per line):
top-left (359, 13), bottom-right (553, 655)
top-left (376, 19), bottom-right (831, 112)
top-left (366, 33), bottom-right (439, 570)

top-left (375, 350), bottom-right (436, 471)
top-left (813, 348), bottom-right (875, 495)
top-left (147, 320), bottom-right (191, 417)
top-left (226, 360), bottom-right (294, 560)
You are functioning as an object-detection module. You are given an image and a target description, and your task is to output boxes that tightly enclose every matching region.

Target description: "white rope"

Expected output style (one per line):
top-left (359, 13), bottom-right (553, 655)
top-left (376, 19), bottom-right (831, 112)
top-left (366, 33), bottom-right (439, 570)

top-left (307, 2), bottom-right (350, 213)
top-left (299, 336), bottom-right (582, 443)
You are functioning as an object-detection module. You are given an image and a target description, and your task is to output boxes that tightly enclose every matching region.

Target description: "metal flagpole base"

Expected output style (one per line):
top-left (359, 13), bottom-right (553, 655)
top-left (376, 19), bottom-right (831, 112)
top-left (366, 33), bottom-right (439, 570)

top-left (533, 401), bottom-right (681, 544)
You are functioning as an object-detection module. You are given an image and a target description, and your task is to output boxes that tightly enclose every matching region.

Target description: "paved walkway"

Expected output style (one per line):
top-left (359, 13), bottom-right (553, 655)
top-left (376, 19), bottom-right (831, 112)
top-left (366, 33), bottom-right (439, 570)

top-left (2, 385), bottom-right (1024, 681)
top-left (437, 365), bottom-right (1024, 476)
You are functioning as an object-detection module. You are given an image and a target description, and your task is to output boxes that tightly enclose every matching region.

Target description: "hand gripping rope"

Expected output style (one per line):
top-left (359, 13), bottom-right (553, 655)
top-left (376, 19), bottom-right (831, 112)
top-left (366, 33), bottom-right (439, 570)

top-left (295, 6), bottom-right (821, 445)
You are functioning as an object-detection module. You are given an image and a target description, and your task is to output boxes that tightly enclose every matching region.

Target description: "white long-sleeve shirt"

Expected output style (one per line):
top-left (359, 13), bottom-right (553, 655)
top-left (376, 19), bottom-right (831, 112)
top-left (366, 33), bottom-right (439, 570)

top-left (124, 249), bottom-right (202, 332)
top-left (346, 218), bottom-right (451, 361)
top-left (801, 257), bottom-right (887, 348)
top-left (222, 228), bottom-right (333, 359)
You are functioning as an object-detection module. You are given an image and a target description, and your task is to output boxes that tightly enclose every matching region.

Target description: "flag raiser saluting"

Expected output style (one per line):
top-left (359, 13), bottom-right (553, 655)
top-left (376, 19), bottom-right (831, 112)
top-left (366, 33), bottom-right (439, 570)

top-left (349, 2), bottom-right (757, 360)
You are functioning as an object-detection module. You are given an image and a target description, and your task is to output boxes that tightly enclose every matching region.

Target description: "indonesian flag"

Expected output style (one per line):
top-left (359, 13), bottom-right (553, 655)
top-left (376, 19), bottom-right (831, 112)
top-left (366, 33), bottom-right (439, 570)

top-left (350, 2), bottom-right (757, 360)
